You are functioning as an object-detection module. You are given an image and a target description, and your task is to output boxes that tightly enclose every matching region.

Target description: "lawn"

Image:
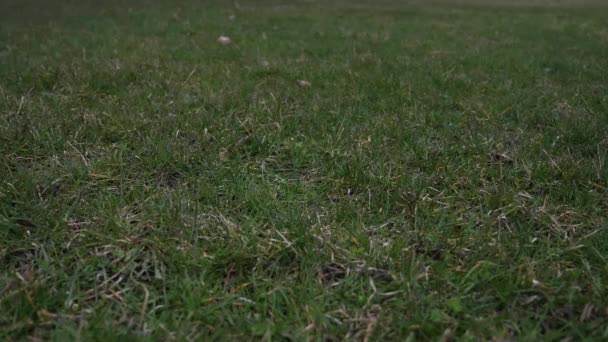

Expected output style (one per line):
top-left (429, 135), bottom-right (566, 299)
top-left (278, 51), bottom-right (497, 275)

top-left (1, 0), bottom-right (607, 340)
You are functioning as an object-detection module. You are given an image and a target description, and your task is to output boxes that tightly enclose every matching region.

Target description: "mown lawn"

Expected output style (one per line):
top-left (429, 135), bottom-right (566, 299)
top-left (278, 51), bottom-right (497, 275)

top-left (1, 0), bottom-right (607, 340)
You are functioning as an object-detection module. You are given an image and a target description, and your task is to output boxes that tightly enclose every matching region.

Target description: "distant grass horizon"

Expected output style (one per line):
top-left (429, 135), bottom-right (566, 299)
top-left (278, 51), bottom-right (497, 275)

top-left (1, 0), bottom-right (607, 340)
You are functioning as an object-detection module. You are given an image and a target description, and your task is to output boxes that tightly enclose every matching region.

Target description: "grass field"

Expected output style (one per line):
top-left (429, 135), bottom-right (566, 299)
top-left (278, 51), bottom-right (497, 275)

top-left (1, 0), bottom-right (607, 340)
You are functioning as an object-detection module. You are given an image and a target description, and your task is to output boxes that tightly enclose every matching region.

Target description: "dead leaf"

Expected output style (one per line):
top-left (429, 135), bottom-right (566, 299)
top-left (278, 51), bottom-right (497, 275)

top-left (296, 79), bottom-right (311, 88)
top-left (66, 219), bottom-right (91, 231)
top-left (217, 35), bottom-right (231, 46)
top-left (319, 263), bottom-right (346, 283)
top-left (490, 152), bottom-right (512, 164)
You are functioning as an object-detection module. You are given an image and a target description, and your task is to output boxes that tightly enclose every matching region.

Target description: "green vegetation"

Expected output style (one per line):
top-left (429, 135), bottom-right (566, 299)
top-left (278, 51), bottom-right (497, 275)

top-left (1, 0), bottom-right (607, 339)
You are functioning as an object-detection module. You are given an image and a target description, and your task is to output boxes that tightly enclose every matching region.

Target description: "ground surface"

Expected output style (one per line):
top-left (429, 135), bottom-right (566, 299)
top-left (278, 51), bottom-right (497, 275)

top-left (1, 0), bottom-right (607, 340)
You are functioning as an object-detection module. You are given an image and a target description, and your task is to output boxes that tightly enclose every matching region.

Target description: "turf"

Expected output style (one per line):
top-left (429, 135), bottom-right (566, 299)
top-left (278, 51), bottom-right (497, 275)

top-left (1, 0), bottom-right (607, 340)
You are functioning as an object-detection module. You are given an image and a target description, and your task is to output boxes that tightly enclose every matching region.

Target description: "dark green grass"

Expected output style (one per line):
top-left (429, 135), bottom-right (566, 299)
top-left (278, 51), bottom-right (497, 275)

top-left (1, 0), bottom-right (607, 340)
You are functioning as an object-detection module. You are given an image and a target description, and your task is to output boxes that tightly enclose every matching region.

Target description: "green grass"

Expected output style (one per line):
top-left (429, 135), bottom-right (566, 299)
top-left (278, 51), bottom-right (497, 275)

top-left (1, 0), bottom-right (607, 340)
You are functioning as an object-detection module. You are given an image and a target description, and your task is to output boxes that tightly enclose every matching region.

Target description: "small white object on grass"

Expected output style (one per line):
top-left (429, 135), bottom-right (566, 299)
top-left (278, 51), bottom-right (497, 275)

top-left (217, 35), bottom-right (231, 46)
top-left (296, 79), bottom-right (311, 88)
